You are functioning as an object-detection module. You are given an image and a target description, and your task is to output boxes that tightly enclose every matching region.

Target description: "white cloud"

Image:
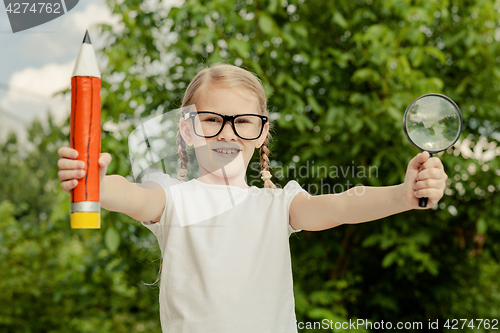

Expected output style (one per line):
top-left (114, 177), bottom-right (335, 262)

top-left (0, 61), bottom-right (74, 143)
top-left (69, 3), bottom-right (119, 30)
top-left (9, 62), bottom-right (74, 97)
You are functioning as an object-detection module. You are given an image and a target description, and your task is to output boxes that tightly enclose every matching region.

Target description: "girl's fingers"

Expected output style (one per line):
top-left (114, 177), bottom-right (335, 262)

top-left (417, 167), bottom-right (447, 181)
top-left (421, 157), bottom-right (444, 170)
top-left (58, 148), bottom-right (111, 195)
top-left (60, 179), bottom-right (78, 193)
top-left (415, 188), bottom-right (445, 202)
top-left (58, 169), bottom-right (85, 182)
top-left (58, 149), bottom-right (111, 169)
top-left (57, 158), bottom-right (86, 170)
top-left (58, 146), bottom-right (78, 159)
top-left (414, 178), bottom-right (445, 191)
top-left (99, 153), bottom-right (112, 168)
top-left (414, 187), bottom-right (443, 199)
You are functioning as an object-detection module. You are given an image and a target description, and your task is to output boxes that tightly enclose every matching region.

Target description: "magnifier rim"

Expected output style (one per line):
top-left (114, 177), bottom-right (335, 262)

top-left (403, 93), bottom-right (463, 154)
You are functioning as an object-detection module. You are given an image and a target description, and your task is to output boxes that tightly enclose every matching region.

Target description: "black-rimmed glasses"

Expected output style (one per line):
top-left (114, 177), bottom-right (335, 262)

top-left (184, 111), bottom-right (268, 140)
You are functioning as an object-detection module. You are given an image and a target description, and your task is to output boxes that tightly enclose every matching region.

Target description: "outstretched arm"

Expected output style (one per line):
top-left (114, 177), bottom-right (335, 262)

top-left (289, 152), bottom-right (447, 231)
top-left (101, 175), bottom-right (165, 223)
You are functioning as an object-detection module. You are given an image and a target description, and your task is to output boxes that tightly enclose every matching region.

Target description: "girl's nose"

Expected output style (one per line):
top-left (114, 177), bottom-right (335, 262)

top-left (217, 121), bottom-right (238, 140)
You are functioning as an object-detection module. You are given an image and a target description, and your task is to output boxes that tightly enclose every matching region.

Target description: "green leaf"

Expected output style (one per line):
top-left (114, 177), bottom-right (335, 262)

top-left (411, 47), bottom-right (424, 67)
top-left (386, 106), bottom-right (401, 121)
top-left (306, 95), bottom-right (324, 114)
top-left (287, 77), bottom-right (303, 93)
top-left (228, 38), bottom-right (249, 58)
top-left (398, 55), bottom-right (411, 74)
top-left (258, 15), bottom-right (274, 35)
top-left (310, 58), bottom-right (321, 70)
top-left (293, 24), bottom-right (308, 38)
top-left (427, 77), bottom-right (444, 91)
top-left (308, 307), bottom-right (335, 320)
top-left (362, 234), bottom-right (380, 248)
top-left (477, 218), bottom-right (487, 235)
top-left (346, 116), bottom-right (363, 133)
top-left (454, 76), bottom-right (471, 95)
top-left (332, 11), bottom-right (348, 29)
top-left (267, 0), bottom-right (279, 13)
top-left (351, 68), bottom-right (381, 85)
top-left (423, 46), bottom-right (446, 64)
top-left (382, 251), bottom-right (398, 268)
top-left (275, 72), bottom-right (286, 86)
top-left (104, 226), bottom-right (120, 253)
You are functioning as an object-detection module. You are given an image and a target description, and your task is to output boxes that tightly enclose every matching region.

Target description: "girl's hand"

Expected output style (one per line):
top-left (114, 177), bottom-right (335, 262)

top-left (57, 147), bottom-right (112, 195)
top-left (402, 151), bottom-right (448, 210)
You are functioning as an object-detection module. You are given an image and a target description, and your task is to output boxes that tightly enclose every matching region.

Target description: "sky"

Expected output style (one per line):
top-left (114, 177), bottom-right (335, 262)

top-left (0, 0), bottom-right (120, 143)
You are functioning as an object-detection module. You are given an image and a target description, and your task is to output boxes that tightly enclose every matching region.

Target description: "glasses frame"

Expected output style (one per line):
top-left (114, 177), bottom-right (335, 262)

top-left (184, 111), bottom-right (269, 140)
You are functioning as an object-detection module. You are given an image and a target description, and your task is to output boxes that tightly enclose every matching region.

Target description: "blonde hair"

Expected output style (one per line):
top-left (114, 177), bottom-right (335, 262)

top-left (176, 63), bottom-right (277, 189)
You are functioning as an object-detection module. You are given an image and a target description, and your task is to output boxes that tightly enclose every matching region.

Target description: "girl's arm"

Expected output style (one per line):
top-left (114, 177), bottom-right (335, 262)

top-left (290, 184), bottom-right (409, 231)
top-left (101, 175), bottom-right (166, 223)
top-left (289, 152), bottom-right (447, 231)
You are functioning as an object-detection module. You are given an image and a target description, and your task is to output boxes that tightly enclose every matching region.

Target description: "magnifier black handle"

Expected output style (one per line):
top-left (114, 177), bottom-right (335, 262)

top-left (418, 152), bottom-right (433, 208)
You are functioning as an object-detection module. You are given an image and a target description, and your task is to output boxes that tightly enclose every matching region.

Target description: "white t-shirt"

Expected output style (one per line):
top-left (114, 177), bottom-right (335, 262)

top-left (140, 172), bottom-right (307, 333)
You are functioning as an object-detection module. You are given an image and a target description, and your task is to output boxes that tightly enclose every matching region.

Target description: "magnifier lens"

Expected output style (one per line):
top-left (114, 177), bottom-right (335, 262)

top-left (404, 95), bottom-right (461, 153)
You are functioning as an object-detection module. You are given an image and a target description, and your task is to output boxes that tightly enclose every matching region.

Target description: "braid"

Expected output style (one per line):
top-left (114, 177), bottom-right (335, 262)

top-left (259, 134), bottom-right (277, 189)
top-left (176, 130), bottom-right (189, 181)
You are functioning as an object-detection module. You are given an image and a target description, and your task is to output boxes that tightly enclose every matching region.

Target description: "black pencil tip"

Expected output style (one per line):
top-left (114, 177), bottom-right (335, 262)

top-left (83, 30), bottom-right (91, 44)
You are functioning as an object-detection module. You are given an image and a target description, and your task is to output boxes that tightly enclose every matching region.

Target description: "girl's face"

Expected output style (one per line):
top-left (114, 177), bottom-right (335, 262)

top-left (179, 85), bottom-right (269, 183)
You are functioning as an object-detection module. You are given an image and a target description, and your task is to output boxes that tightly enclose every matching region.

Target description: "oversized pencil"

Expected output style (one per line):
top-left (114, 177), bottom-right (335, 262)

top-left (70, 30), bottom-right (102, 229)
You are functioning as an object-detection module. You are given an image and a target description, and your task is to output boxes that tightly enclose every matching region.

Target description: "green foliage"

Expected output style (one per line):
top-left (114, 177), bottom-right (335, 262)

top-left (0, 117), bottom-right (162, 332)
top-left (1, 0), bottom-right (500, 331)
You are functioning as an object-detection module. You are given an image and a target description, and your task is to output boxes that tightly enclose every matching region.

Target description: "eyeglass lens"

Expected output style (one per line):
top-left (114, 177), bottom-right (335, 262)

top-left (194, 113), bottom-right (263, 139)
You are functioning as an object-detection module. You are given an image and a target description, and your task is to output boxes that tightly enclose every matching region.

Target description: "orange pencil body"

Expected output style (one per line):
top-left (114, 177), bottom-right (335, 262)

top-left (70, 31), bottom-right (102, 229)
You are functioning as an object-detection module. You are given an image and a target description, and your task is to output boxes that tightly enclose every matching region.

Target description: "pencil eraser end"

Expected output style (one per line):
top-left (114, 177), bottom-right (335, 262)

top-left (71, 212), bottom-right (101, 229)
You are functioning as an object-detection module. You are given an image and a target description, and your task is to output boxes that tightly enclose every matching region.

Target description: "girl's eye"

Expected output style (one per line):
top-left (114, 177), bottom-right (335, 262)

top-left (236, 119), bottom-right (249, 124)
top-left (205, 117), bottom-right (220, 123)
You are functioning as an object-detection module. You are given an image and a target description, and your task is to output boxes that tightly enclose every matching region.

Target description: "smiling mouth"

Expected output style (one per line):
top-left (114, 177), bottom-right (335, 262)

top-left (212, 148), bottom-right (241, 154)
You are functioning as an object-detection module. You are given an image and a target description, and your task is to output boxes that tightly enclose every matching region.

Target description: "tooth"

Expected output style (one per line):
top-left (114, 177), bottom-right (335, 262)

top-left (214, 148), bottom-right (240, 154)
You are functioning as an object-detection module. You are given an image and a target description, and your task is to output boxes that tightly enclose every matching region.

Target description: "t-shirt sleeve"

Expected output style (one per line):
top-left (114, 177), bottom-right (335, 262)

top-left (139, 172), bottom-right (175, 234)
top-left (283, 180), bottom-right (308, 236)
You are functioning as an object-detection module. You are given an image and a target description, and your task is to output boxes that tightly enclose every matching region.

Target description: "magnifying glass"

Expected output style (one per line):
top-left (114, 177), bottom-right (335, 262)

top-left (403, 93), bottom-right (463, 207)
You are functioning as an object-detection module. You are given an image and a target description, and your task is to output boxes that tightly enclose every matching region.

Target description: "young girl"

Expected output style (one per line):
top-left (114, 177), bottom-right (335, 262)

top-left (57, 63), bottom-right (448, 332)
